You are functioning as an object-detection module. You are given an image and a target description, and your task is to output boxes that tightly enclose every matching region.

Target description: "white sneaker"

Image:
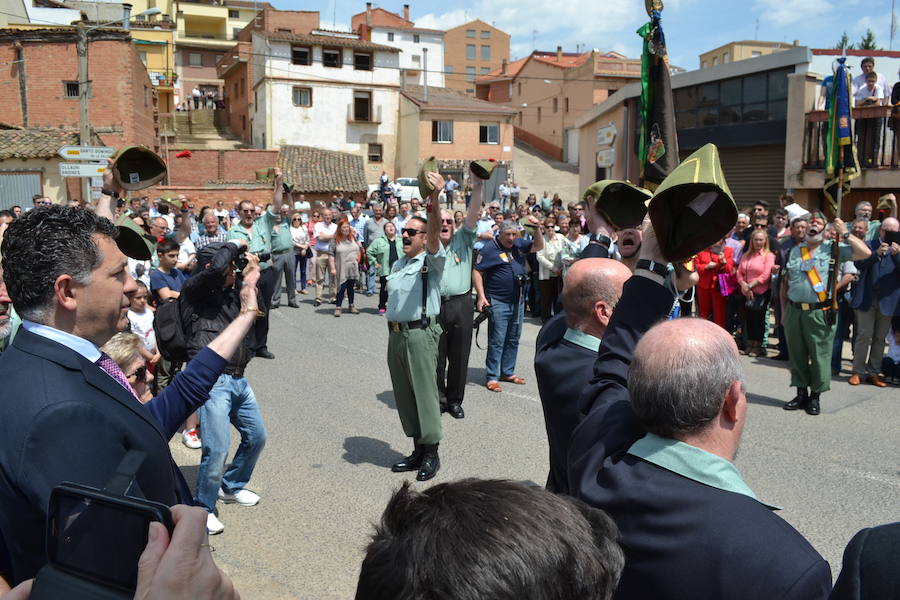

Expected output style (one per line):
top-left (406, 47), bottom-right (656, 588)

top-left (182, 428), bottom-right (201, 449)
top-left (218, 488), bottom-right (260, 506)
top-left (206, 512), bottom-right (224, 535)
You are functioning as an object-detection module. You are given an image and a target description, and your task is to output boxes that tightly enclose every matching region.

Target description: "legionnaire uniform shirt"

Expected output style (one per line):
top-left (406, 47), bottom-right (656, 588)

top-left (440, 226), bottom-right (476, 296)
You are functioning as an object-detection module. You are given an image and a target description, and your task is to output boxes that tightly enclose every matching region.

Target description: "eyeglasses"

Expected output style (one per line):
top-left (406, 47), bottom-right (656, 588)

top-left (126, 365), bottom-right (147, 382)
top-left (441, 219), bottom-right (454, 224)
top-left (402, 228), bottom-right (427, 236)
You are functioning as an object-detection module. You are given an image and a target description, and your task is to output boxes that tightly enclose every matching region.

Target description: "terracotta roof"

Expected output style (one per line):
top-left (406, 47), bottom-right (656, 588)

top-left (260, 30), bottom-right (399, 52)
top-left (531, 51), bottom-right (591, 69)
top-left (0, 128), bottom-right (80, 160)
top-left (401, 86), bottom-right (516, 115)
top-left (223, 0), bottom-right (273, 9)
top-left (277, 145), bottom-right (368, 193)
top-left (476, 56), bottom-right (528, 82)
top-left (350, 7), bottom-right (413, 29)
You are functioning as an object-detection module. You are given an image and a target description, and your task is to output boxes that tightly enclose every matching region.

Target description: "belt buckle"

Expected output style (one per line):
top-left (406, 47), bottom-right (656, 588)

top-left (801, 303), bottom-right (811, 311)
top-left (390, 322), bottom-right (401, 332)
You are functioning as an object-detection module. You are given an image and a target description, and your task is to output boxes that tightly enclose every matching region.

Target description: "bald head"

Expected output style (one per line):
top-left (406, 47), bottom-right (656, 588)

top-left (561, 259), bottom-right (631, 334)
top-left (881, 217), bottom-right (899, 234)
top-left (629, 318), bottom-right (743, 439)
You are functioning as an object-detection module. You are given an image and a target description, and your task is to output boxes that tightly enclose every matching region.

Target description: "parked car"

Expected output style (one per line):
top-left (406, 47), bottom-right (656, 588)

top-left (394, 178), bottom-right (423, 203)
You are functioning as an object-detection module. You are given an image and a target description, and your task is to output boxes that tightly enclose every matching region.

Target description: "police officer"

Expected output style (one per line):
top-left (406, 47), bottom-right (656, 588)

top-left (781, 213), bottom-right (870, 415)
top-left (387, 171), bottom-right (447, 482)
top-left (473, 215), bottom-right (544, 392)
top-left (436, 166), bottom-right (484, 419)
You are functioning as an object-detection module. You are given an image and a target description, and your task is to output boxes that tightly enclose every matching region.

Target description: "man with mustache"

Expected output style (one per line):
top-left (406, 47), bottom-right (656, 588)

top-left (781, 212), bottom-right (871, 415)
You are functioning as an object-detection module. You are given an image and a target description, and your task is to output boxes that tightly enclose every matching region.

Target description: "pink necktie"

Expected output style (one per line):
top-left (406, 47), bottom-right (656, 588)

top-left (97, 353), bottom-right (141, 402)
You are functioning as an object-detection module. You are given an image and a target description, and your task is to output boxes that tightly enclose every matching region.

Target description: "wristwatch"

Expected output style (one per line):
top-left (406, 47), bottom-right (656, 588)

top-left (101, 188), bottom-right (119, 198)
top-left (590, 233), bottom-right (612, 248)
top-left (636, 259), bottom-right (669, 278)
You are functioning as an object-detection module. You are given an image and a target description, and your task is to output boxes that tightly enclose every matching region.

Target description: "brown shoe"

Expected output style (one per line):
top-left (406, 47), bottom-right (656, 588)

top-left (349, 305), bottom-right (359, 314)
top-left (501, 375), bottom-right (526, 385)
top-left (486, 381), bottom-right (502, 392)
top-left (848, 373), bottom-right (861, 385)
top-left (867, 375), bottom-right (887, 388)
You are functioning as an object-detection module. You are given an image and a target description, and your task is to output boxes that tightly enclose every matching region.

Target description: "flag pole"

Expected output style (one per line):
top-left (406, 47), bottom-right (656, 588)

top-left (836, 167), bottom-right (843, 219)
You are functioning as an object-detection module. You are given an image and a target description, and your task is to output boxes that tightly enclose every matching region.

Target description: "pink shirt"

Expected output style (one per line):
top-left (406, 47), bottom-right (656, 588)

top-left (737, 251), bottom-right (775, 294)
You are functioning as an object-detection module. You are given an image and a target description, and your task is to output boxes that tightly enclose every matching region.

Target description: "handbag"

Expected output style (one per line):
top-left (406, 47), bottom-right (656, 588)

top-left (717, 272), bottom-right (738, 297)
top-left (745, 292), bottom-right (768, 312)
top-left (304, 247), bottom-right (313, 259)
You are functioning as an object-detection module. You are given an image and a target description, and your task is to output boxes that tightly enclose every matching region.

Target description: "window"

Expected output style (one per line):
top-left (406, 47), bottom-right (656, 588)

top-left (228, 9), bottom-right (239, 18)
top-left (138, 51), bottom-right (148, 65)
top-left (723, 52), bottom-right (730, 64)
top-left (432, 120), bottom-right (453, 143)
top-left (292, 86), bottom-right (312, 107)
top-left (354, 52), bottom-right (372, 70)
top-left (481, 30), bottom-right (490, 39)
top-left (552, 97), bottom-right (558, 113)
top-left (412, 55), bottom-right (421, 64)
top-left (353, 90), bottom-right (372, 121)
top-left (144, 85), bottom-right (148, 107)
top-left (290, 46), bottom-right (311, 65)
top-left (564, 97), bottom-right (569, 113)
top-left (466, 66), bottom-right (476, 81)
top-left (232, 27), bottom-right (242, 39)
top-left (467, 88), bottom-right (475, 94)
top-left (368, 143), bottom-right (383, 162)
top-left (466, 29), bottom-right (475, 38)
top-left (215, 54), bottom-right (224, 64)
top-left (323, 48), bottom-right (342, 68)
top-left (445, 65), bottom-right (454, 73)
top-left (517, 82), bottom-right (521, 95)
top-left (413, 34), bottom-right (420, 43)
top-left (712, 57), bottom-right (718, 66)
top-left (276, 28), bottom-right (292, 33)
top-left (188, 52), bottom-right (202, 67)
top-left (466, 44), bottom-right (476, 60)
top-left (239, 77), bottom-right (245, 95)
top-left (751, 51), bottom-right (762, 57)
top-left (480, 67), bottom-right (490, 75)
top-left (607, 88), bottom-right (618, 97)
top-left (537, 106), bottom-right (542, 123)
top-left (673, 67), bottom-right (793, 129)
top-left (480, 45), bottom-right (490, 60)
top-left (135, 14), bottom-right (145, 21)
top-left (241, 114), bottom-right (246, 131)
top-left (479, 123), bottom-right (499, 144)
top-left (701, 60), bottom-right (707, 69)
top-left (387, 32), bottom-right (394, 41)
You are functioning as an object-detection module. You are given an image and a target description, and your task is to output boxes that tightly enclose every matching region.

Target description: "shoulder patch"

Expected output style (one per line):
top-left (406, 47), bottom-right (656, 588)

top-left (476, 253), bottom-right (483, 264)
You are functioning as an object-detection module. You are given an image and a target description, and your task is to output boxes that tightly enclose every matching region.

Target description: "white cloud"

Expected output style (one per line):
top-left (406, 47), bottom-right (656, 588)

top-left (415, 9), bottom-right (470, 31)
top-left (755, 0), bottom-right (833, 27)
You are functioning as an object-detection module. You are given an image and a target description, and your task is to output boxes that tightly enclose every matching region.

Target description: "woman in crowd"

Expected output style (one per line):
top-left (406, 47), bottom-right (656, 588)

top-left (536, 217), bottom-right (565, 323)
top-left (329, 219), bottom-right (362, 317)
top-left (366, 221), bottom-right (403, 314)
top-left (386, 204), bottom-right (399, 230)
top-left (551, 193), bottom-right (563, 212)
top-left (101, 333), bottom-right (155, 403)
top-left (306, 210), bottom-right (320, 288)
top-left (453, 210), bottom-right (464, 229)
top-left (736, 228), bottom-right (776, 357)
top-left (291, 211), bottom-right (311, 295)
top-left (694, 238), bottom-right (734, 329)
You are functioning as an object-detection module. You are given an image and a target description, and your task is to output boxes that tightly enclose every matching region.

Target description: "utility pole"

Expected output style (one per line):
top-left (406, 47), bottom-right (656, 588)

top-left (76, 21), bottom-right (91, 204)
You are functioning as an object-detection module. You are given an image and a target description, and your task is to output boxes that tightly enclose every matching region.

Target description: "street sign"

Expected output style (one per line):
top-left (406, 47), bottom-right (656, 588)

top-left (59, 162), bottom-right (107, 177)
top-left (596, 148), bottom-right (616, 169)
top-left (596, 123), bottom-right (617, 147)
top-left (57, 146), bottom-right (116, 161)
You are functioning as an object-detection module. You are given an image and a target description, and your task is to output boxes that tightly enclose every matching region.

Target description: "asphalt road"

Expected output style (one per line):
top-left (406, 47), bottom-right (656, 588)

top-left (169, 289), bottom-right (900, 599)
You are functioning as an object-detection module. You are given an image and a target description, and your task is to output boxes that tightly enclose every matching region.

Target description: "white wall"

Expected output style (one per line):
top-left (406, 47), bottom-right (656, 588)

top-left (370, 27), bottom-right (444, 87)
top-left (26, 5), bottom-right (82, 25)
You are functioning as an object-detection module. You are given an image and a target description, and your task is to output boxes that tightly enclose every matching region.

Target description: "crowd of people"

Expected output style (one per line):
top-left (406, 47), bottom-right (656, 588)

top-left (0, 149), bottom-right (898, 599)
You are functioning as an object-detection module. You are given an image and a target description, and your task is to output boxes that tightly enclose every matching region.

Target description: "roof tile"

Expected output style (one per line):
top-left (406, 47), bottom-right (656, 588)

top-left (0, 128), bottom-right (80, 160)
top-left (277, 145), bottom-right (368, 193)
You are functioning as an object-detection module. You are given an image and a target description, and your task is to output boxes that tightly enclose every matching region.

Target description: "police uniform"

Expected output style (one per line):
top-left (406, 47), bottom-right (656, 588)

top-left (386, 245), bottom-right (447, 455)
top-left (784, 240), bottom-right (851, 397)
top-left (475, 236), bottom-right (532, 383)
top-left (437, 226), bottom-right (476, 414)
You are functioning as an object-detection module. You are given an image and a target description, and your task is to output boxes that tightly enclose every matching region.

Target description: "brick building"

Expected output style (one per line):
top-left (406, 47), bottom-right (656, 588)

top-left (443, 19), bottom-right (509, 95)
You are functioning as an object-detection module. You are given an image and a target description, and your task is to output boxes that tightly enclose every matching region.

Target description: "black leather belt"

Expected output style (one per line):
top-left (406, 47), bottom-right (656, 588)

top-left (440, 292), bottom-right (470, 303)
top-left (790, 300), bottom-right (830, 311)
top-left (271, 249), bottom-right (290, 256)
top-left (388, 318), bottom-right (434, 333)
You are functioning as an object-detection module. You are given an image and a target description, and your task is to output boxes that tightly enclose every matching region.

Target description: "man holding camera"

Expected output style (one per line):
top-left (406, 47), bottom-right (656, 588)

top-left (473, 217), bottom-right (543, 392)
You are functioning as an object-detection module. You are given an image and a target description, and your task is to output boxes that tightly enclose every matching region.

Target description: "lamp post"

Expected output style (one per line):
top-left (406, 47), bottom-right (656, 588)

top-left (76, 7), bottom-right (162, 202)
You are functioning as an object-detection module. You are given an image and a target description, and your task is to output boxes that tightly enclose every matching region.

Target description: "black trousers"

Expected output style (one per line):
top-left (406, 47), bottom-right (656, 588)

top-left (437, 293), bottom-right (474, 407)
top-left (254, 266), bottom-right (278, 353)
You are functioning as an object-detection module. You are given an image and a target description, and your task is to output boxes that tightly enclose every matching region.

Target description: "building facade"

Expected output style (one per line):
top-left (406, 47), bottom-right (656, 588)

top-left (699, 40), bottom-right (799, 70)
top-left (443, 19), bottom-right (510, 95)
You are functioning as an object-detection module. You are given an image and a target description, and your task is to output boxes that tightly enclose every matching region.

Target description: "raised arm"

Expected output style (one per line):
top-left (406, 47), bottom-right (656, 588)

top-left (272, 168), bottom-right (284, 215)
top-left (465, 171), bottom-right (483, 230)
top-left (425, 171), bottom-right (444, 255)
top-left (835, 219), bottom-right (871, 260)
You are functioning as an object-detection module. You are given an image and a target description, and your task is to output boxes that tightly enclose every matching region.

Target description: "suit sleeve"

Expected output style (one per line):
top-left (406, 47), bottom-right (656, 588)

top-left (580, 240), bottom-right (610, 259)
top-left (146, 348), bottom-right (227, 439)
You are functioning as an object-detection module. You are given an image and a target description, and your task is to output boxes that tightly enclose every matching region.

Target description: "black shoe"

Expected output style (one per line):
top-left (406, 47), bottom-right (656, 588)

top-left (805, 393), bottom-right (821, 415)
top-left (271, 304), bottom-right (280, 309)
top-left (783, 387), bottom-right (808, 411)
top-left (287, 301), bottom-right (300, 308)
top-left (447, 403), bottom-right (465, 419)
top-left (772, 353), bottom-right (789, 361)
top-left (391, 444), bottom-right (422, 472)
top-left (256, 349), bottom-right (275, 359)
top-left (416, 445), bottom-right (440, 481)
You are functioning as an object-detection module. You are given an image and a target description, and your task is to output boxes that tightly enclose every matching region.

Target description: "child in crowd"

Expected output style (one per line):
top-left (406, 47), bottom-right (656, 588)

top-left (127, 281), bottom-right (160, 366)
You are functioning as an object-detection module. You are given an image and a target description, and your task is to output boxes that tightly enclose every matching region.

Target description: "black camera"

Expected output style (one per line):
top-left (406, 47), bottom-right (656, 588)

top-left (235, 248), bottom-right (271, 271)
top-left (515, 273), bottom-right (530, 287)
top-left (473, 304), bottom-right (492, 329)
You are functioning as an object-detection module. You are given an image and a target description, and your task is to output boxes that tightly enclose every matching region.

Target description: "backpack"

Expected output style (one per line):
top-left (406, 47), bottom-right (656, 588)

top-left (153, 298), bottom-right (196, 363)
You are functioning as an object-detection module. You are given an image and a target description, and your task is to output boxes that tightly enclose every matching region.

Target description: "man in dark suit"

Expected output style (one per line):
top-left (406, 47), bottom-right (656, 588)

top-left (830, 520), bottom-right (900, 600)
top-left (568, 224), bottom-right (832, 599)
top-left (535, 258), bottom-right (630, 494)
top-left (0, 206), bottom-right (193, 586)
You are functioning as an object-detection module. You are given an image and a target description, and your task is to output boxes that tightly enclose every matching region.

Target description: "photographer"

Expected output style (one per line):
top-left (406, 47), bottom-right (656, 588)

top-left (473, 217), bottom-right (543, 393)
top-left (181, 242), bottom-right (268, 535)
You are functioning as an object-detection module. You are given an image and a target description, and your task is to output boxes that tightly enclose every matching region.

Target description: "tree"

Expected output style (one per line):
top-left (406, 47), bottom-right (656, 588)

top-left (835, 31), bottom-right (854, 50)
top-left (858, 28), bottom-right (879, 50)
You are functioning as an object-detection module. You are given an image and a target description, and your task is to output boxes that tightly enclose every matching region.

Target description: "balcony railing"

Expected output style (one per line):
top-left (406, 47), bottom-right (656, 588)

top-left (159, 113), bottom-right (176, 137)
top-left (803, 106), bottom-right (898, 170)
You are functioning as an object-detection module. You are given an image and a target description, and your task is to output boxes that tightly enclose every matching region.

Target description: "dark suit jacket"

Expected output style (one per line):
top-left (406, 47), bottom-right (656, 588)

top-left (851, 238), bottom-right (900, 315)
top-left (535, 311), bottom-right (598, 495)
top-left (568, 276), bottom-right (832, 599)
top-left (830, 521), bottom-right (900, 600)
top-left (0, 329), bottom-right (193, 584)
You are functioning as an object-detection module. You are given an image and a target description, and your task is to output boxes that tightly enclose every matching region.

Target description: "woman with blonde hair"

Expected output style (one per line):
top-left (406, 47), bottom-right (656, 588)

top-left (737, 228), bottom-right (776, 357)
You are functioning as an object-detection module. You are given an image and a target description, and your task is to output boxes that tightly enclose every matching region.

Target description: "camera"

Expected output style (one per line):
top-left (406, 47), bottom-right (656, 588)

top-left (515, 273), bottom-right (530, 287)
top-left (473, 304), bottom-right (492, 329)
top-left (235, 248), bottom-right (271, 271)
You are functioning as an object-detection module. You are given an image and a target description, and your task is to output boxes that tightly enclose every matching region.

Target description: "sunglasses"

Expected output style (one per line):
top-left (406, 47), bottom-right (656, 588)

top-left (402, 228), bottom-right (426, 236)
top-left (754, 223), bottom-right (767, 228)
top-left (127, 365), bottom-right (147, 382)
top-left (441, 219), bottom-right (454, 224)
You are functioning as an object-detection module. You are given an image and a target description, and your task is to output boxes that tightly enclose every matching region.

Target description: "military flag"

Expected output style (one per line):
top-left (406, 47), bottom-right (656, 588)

top-left (637, 0), bottom-right (679, 188)
top-left (823, 56), bottom-right (860, 215)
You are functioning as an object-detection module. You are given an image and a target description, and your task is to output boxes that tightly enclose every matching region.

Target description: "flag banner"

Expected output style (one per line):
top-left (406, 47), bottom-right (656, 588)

top-left (823, 57), bottom-right (860, 212)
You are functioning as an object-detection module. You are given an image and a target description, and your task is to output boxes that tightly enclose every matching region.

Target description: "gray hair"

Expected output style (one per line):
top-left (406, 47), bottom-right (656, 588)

top-left (499, 220), bottom-right (519, 234)
top-left (100, 332), bottom-right (143, 371)
top-left (629, 321), bottom-right (743, 438)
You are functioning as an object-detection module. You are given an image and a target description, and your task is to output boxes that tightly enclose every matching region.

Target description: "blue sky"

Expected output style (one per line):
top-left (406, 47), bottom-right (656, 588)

top-left (271, 0), bottom-right (897, 70)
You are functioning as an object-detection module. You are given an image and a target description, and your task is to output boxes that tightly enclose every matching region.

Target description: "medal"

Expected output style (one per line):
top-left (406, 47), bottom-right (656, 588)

top-left (800, 259), bottom-right (814, 272)
top-left (813, 281), bottom-right (825, 293)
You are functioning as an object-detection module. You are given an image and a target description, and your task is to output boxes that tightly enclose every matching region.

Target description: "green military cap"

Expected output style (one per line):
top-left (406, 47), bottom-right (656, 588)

top-left (418, 156), bottom-right (438, 199)
top-left (648, 143), bottom-right (737, 263)
top-left (583, 180), bottom-right (652, 230)
top-left (114, 213), bottom-right (155, 260)
top-left (112, 146), bottom-right (167, 191)
top-left (470, 159), bottom-right (497, 180)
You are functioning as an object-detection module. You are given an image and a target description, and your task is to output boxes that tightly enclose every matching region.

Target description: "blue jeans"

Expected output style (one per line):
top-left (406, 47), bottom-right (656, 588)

top-left (294, 254), bottom-right (308, 290)
top-left (485, 298), bottom-right (524, 382)
top-left (366, 266), bottom-right (377, 294)
top-left (195, 374), bottom-right (267, 512)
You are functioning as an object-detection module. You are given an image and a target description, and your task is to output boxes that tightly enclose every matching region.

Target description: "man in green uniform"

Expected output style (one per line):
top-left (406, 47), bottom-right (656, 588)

top-left (781, 213), bottom-right (870, 415)
top-left (387, 170), bottom-right (446, 482)
top-left (270, 203), bottom-right (299, 309)
top-left (436, 167), bottom-right (483, 419)
top-left (227, 168), bottom-right (283, 359)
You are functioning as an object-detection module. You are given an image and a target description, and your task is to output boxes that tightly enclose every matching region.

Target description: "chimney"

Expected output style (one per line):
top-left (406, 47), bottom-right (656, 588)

top-left (556, 45), bottom-right (563, 62)
top-left (501, 58), bottom-right (507, 74)
top-left (122, 3), bottom-right (132, 29)
top-left (792, 39), bottom-right (799, 46)
top-left (403, 4), bottom-right (409, 21)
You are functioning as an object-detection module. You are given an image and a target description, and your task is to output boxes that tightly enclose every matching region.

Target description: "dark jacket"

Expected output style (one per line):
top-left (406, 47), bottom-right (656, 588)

top-left (568, 276), bottom-right (832, 600)
top-left (851, 238), bottom-right (900, 315)
top-left (830, 521), bottom-right (900, 600)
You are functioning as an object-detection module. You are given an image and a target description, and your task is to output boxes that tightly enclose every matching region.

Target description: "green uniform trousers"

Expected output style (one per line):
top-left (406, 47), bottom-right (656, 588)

top-left (387, 323), bottom-right (443, 445)
top-left (785, 304), bottom-right (836, 393)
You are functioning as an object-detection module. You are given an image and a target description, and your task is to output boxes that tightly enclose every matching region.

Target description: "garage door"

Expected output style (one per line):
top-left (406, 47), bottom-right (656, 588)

top-left (679, 144), bottom-right (785, 213)
top-left (0, 172), bottom-right (41, 211)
